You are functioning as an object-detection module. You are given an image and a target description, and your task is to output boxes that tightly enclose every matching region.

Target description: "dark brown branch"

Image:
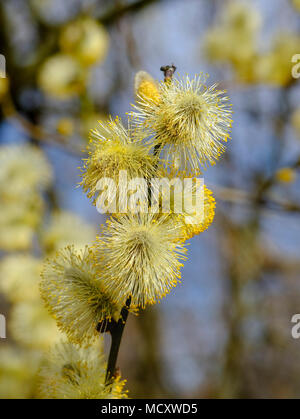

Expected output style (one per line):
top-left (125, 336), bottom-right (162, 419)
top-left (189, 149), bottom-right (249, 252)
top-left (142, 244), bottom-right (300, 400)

top-left (101, 0), bottom-right (161, 25)
top-left (105, 297), bottom-right (131, 384)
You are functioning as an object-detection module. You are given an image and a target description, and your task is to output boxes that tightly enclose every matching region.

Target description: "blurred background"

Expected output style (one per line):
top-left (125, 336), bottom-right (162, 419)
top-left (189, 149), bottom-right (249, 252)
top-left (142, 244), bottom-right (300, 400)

top-left (0, 0), bottom-right (300, 399)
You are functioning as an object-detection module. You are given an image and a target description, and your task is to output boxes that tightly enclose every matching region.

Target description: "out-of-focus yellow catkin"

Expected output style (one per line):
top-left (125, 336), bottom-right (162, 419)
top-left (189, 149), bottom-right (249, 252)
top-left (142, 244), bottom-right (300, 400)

top-left (292, 0), bottom-right (300, 12)
top-left (203, 1), bottom-right (300, 86)
top-left (0, 77), bottom-right (9, 100)
top-left (9, 301), bottom-right (60, 351)
top-left (0, 223), bottom-right (34, 252)
top-left (0, 193), bottom-right (44, 251)
top-left (0, 345), bottom-right (42, 399)
top-left (134, 71), bottom-right (160, 104)
top-left (80, 112), bottom-right (108, 139)
top-left (38, 54), bottom-right (84, 99)
top-left (0, 255), bottom-right (42, 303)
top-left (57, 118), bottom-right (74, 136)
top-left (41, 211), bottom-right (96, 255)
top-left (222, 0), bottom-right (261, 34)
top-left (0, 144), bottom-right (52, 251)
top-left (0, 144), bottom-right (53, 194)
top-left (59, 18), bottom-right (109, 66)
top-left (275, 167), bottom-right (296, 183)
top-left (255, 34), bottom-right (300, 87)
top-left (204, 0), bottom-right (261, 83)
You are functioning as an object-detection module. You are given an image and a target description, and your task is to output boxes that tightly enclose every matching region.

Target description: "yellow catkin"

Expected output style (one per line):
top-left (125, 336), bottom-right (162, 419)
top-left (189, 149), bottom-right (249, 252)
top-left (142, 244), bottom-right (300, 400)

top-left (131, 73), bottom-right (232, 174)
top-left (40, 246), bottom-right (121, 345)
top-left (80, 117), bottom-right (158, 209)
top-left (94, 213), bottom-right (187, 308)
top-left (275, 168), bottom-right (296, 184)
top-left (38, 341), bottom-right (128, 399)
top-left (135, 71), bottom-right (161, 104)
top-left (57, 118), bottom-right (74, 136)
top-left (180, 185), bottom-right (216, 240)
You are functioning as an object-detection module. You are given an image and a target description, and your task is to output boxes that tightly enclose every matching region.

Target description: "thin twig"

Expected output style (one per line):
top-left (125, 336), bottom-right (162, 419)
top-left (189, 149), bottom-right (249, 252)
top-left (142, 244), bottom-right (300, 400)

top-left (101, 0), bottom-right (161, 25)
top-left (1, 97), bottom-right (83, 157)
top-left (213, 184), bottom-right (300, 214)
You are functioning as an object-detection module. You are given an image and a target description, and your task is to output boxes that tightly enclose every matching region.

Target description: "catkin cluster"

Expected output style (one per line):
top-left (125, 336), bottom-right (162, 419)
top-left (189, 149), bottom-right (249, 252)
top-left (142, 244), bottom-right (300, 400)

top-left (39, 68), bottom-right (232, 397)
